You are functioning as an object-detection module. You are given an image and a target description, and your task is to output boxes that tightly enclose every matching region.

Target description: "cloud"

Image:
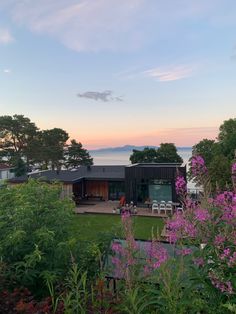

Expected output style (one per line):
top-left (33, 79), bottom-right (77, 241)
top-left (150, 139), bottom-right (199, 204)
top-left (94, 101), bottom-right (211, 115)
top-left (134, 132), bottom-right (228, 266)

top-left (77, 90), bottom-right (123, 102)
top-left (1, 0), bottom-right (232, 52)
top-left (1, 0), bottom-right (146, 52)
top-left (0, 28), bottom-right (14, 45)
top-left (3, 69), bottom-right (11, 74)
top-left (144, 65), bottom-right (195, 82)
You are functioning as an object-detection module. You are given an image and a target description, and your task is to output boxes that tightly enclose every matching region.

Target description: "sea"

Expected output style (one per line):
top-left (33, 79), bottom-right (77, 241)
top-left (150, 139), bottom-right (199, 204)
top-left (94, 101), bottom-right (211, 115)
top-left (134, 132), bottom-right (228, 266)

top-left (89, 147), bottom-right (196, 189)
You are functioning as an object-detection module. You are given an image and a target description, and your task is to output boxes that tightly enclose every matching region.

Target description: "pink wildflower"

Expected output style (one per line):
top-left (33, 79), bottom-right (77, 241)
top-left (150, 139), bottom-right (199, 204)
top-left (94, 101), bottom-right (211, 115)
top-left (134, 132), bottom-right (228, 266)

top-left (175, 175), bottom-right (187, 196)
top-left (194, 208), bottom-right (210, 222)
top-left (111, 242), bottom-right (123, 254)
top-left (214, 235), bottom-right (225, 246)
top-left (193, 257), bottom-right (204, 267)
top-left (191, 155), bottom-right (208, 177)
top-left (220, 248), bottom-right (230, 260)
top-left (177, 248), bottom-right (192, 256)
top-left (209, 272), bottom-right (234, 294)
top-left (145, 242), bottom-right (169, 269)
top-left (228, 251), bottom-right (236, 267)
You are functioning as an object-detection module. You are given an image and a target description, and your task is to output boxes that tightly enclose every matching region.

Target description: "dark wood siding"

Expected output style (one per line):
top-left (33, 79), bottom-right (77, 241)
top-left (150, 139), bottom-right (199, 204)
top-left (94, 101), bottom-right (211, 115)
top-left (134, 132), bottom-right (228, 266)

top-left (125, 165), bottom-right (186, 203)
top-left (85, 180), bottom-right (109, 200)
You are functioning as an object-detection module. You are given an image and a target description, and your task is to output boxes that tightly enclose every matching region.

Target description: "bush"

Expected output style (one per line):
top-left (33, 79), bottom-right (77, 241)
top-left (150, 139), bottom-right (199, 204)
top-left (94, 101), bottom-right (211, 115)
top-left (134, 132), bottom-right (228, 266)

top-left (0, 180), bottom-right (74, 295)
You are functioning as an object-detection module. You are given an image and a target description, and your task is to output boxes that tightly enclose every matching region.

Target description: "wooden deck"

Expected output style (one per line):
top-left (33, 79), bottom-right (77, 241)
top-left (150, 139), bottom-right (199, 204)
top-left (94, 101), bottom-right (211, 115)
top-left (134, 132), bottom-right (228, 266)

top-left (74, 200), bottom-right (168, 218)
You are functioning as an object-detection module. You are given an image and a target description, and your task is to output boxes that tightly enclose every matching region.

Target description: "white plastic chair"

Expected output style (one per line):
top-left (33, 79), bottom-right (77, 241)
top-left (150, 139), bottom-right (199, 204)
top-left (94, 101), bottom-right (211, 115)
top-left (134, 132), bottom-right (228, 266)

top-left (165, 203), bottom-right (173, 215)
top-left (152, 200), bottom-right (159, 214)
top-left (159, 203), bottom-right (166, 214)
top-left (176, 206), bottom-right (183, 213)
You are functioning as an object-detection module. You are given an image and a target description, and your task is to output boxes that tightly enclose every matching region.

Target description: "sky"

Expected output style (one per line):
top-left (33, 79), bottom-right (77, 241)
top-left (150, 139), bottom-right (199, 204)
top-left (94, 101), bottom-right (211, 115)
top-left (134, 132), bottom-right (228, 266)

top-left (0, 0), bottom-right (235, 149)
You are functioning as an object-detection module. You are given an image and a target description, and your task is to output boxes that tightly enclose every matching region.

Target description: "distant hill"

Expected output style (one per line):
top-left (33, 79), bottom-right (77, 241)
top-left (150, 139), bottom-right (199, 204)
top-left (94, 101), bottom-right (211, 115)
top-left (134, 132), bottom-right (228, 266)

top-left (89, 145), bottom-right (191, 153)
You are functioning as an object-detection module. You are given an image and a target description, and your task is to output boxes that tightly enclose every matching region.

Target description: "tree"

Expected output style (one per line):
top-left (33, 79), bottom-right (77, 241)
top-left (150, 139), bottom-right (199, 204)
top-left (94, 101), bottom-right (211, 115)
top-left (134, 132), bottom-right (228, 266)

top-left (0, 180), bottom-right (74, 294)
top-left (130, 147), bottom-right (157, 164)
top-left (0, 115), bottom-right (38, 169)
top-left (218, 118), bottom-right (236, 159)
top-left (189, 118), bottom-right (236, 190)
top-left (208, 155), bottom-right (231, 190)
top-left (65, 139), bottom-right (93, 169)
top-left (130, 144), bottom-right (183, 164)
top-left (191, 139), bottom-right (218, 166)
top-left (156, 143), bottom-right (183, 163)
top-left (11, 155), bottom-right (27, 177)
top-left (26, 128), bottom-right (69, 170)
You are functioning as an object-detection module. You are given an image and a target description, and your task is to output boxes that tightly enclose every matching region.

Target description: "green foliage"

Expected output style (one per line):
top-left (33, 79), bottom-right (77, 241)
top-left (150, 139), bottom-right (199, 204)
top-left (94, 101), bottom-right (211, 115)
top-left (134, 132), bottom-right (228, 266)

top-left (218, 118), bottom-right (236, 159)
top-left (0, 114), bottom-right (91, 171)
top-left (0, 114), bottom-right (37, 155)
top-left (189, 118), bottom-right (236, 190)
top-left (62, 264), bottom-right (88, 314)
top-left (0, 180), bottom-right (74, 294)
top-left (65, 139), bottom-right (93, 169)
top-left (156, 143), bottom-right (183, 163)
top-left (192, 139), bottom-right (218, 165)
top-left (130, 143), bottom-right (183, 164)
top-left (208, 154), bottom-right (231, 190)
top-left (11, 155), bottom-right (27, 177)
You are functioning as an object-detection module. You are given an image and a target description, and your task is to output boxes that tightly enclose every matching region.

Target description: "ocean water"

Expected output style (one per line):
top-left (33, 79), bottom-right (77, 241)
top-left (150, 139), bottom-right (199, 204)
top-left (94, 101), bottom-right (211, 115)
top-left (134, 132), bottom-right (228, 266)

top-left (90, 147), bottom-right (195, 189)
top-left (90, 148), bottom-right (192, 166)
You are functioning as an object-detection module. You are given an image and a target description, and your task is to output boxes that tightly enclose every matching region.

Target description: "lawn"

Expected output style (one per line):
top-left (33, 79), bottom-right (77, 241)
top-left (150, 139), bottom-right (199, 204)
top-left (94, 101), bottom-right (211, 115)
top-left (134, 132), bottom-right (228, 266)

top-left (71, 213), bottom-right (164, 241)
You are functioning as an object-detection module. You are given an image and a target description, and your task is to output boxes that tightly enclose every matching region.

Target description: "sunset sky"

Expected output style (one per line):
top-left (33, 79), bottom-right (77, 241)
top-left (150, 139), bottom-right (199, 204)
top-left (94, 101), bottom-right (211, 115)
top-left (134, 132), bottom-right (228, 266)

top-left (0, 0), bottom-right (235, 149)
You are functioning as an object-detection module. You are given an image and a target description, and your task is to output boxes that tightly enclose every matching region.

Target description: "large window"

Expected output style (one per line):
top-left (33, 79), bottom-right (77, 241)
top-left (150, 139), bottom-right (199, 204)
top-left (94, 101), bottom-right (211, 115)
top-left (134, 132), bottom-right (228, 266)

top-left (137, 179), bottom-right (172, 203)
top-left (149, 180), bottom-right (172, 202)
top-left (108, 181), bottom-right (125, 200)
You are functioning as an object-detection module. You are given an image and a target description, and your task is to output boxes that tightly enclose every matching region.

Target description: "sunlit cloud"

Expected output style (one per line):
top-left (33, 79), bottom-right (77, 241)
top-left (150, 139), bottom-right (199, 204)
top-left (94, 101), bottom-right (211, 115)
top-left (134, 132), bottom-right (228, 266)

top-left (144, 65), bottom-right (195, 82)
top-left (3, 69), bottom-right (11, 74)
top-left (1, 0), bottom-right (233, 52)
top-left (0, 28), bottom-right (14, 45)
top-left (1, 0), bottom-right (146, 52)
top-left (77, 90), bottom-right (123, 102)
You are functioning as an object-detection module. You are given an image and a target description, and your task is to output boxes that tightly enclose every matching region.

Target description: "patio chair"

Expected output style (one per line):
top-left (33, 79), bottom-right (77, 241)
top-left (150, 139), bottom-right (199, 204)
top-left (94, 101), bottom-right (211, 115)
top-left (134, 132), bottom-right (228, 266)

top-left (176, 206), bottom-right (184, 213)
top-left (159, 203), bottom-right (166, 214)
top-left (165, 203), bottom-right (173, 215)
top-left (152, 200), bottom-right (159, 214)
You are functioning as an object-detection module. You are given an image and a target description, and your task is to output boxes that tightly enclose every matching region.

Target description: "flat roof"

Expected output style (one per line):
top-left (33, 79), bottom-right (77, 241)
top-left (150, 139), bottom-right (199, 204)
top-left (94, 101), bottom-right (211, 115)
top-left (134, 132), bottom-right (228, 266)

top-left (127, 163), bottom-right (183, 168)
top-left (9, 165), bottom-right (126, 183)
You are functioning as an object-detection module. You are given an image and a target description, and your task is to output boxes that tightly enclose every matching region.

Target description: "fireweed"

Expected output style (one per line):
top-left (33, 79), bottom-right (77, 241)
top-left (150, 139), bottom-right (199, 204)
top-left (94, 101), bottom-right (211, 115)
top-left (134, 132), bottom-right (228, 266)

top-left (167, 157), bottom-right (236, 297)
top-left (111, 213), bottom-right (169, 286)
top-left (112, 156), bottom-right (235, 309)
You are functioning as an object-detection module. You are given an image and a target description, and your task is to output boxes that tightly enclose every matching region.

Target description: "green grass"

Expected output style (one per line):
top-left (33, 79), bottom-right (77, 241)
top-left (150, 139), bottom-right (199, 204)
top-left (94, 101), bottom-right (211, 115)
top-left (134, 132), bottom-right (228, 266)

top-left (71, 214), bottom-right (164, 241)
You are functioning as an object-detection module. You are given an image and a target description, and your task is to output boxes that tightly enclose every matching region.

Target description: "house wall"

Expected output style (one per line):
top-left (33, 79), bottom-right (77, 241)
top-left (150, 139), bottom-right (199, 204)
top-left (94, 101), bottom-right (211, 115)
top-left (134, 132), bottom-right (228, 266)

top-left (125, 165), bottom-right (186, 203)
top-left (85, 180), bottom-right (109, 200)
top-left (61, 183), bottom-right (73, 199)
top-left (0, 169), bottom-right (15, 180)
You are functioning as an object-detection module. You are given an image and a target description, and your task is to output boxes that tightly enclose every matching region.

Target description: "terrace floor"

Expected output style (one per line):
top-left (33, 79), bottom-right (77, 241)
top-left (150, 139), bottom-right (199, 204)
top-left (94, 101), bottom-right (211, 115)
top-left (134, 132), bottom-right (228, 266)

top-left (74, 200), bottom-right (168, 218)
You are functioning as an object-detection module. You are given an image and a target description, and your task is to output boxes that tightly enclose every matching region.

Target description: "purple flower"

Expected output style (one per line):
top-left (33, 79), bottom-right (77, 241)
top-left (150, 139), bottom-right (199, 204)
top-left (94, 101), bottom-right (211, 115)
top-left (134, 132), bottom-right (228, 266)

top-left (214, 235), bottom-right (225, 246)
top-left (177, 248), bottom-right (192, 256)
top-left (220, 248), bottom-right (231, 260)
top-left (191, 155), bottom-right (208, 177)
top-left (145, 242), bottom-right (169, 269)
top-left (194, 208), bottom-right (210, 222)
top-left (175, 175), bottom-right (187, 196)
top-left (193, 257), bottom-right (204, 267)
top-left (111, 242), bottom-right (123, 254)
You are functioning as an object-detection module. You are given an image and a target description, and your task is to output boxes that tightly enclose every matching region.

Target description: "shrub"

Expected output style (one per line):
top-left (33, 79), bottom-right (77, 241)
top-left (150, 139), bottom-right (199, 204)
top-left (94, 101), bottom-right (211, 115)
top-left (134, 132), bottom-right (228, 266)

top-left (0, 179), bottom-right (74, 295)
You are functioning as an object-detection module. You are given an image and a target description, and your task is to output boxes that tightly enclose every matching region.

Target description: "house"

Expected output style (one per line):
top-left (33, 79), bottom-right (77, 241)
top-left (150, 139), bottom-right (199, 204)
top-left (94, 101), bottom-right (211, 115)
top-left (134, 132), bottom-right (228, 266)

top-left (0, 163), bottom-right (15, 183)
top-left (9, 163), bottom-right (186, 204)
